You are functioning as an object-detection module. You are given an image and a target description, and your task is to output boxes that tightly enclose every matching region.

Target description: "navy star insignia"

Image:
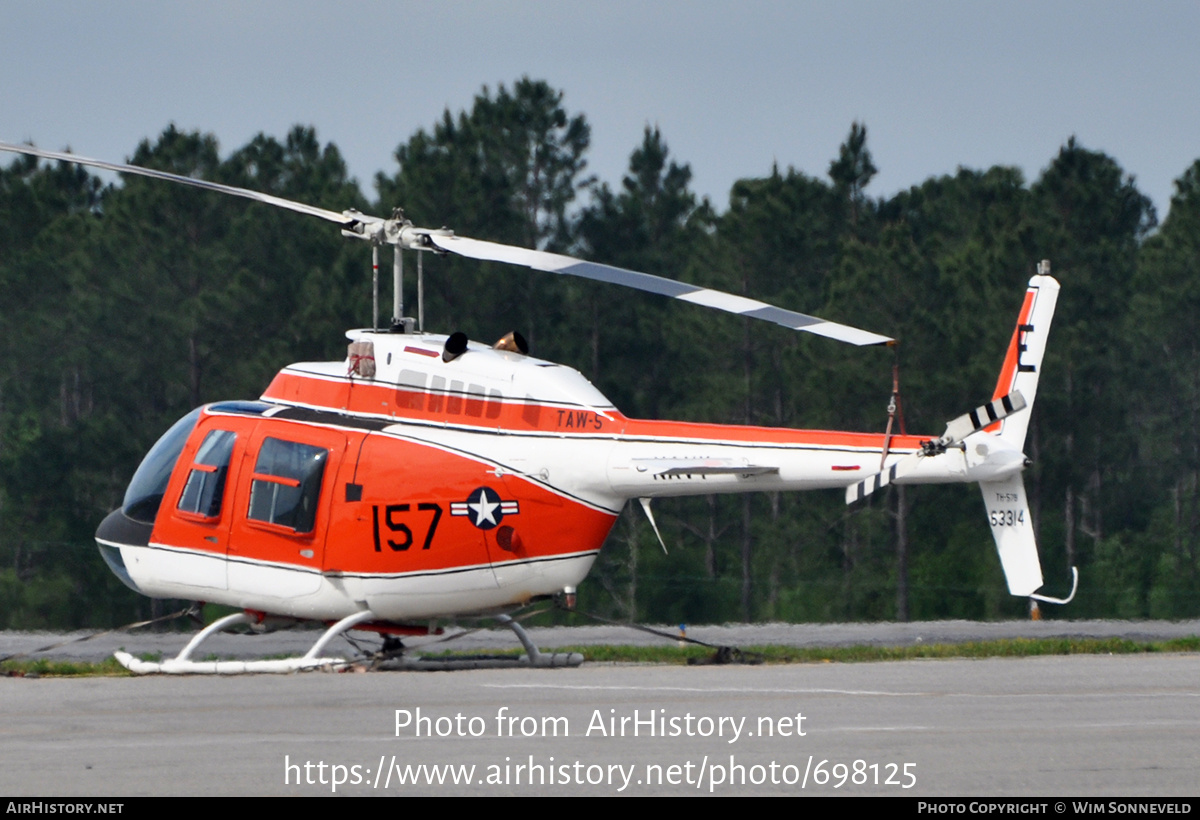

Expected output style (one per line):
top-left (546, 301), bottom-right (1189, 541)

top-left (450, 486), bottom-right (520, 530)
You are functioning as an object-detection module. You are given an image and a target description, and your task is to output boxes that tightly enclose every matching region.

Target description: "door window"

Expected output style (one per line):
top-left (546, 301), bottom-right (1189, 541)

top-left (247, 437), bottom-right (328, 533)
top-left (176, 429), bottom-right (237, 518)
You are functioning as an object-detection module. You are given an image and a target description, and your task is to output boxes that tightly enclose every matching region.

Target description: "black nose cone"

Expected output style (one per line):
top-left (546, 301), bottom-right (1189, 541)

top-left (95, 508), bottom-right (153, 593)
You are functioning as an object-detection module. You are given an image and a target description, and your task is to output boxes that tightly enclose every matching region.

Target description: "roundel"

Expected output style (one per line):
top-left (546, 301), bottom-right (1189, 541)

top-left (447, 485), bottom-right (523, 531)
top-left (466, 486), bottom-right (503, 530)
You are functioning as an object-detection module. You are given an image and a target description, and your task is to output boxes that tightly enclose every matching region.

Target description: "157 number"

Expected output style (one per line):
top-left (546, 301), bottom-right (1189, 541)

top-left (372, 503), bottom-right (443, 551)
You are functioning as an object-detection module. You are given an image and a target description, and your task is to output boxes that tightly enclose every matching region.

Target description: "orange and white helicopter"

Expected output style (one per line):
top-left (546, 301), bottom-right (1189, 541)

top-left (1, 141), bottom-right (1076, 674)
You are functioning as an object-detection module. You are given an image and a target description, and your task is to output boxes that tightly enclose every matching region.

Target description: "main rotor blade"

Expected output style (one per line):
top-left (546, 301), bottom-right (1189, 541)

top-left (0, 141), bottom-right (358, 228)
top-left (2, 139), bottom-right (892, 345)
top-left (428, 235), bottom-right (892, 346)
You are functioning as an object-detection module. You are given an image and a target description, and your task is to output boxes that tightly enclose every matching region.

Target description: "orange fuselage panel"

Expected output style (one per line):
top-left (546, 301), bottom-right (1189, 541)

top-left (150, 409), bottom-right (618, 580)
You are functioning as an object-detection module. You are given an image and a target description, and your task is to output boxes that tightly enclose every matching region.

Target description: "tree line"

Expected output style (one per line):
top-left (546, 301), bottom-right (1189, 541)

top-left (2, 77), bottom-right (1198, 628)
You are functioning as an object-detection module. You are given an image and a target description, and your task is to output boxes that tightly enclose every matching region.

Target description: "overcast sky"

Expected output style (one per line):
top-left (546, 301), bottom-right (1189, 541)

top-left (3, 1), bottom-right (1198, 221)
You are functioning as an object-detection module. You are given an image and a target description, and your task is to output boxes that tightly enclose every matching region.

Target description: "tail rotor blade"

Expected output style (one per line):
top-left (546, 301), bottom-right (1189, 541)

top-left (942, 391), bottom-right (1027, 447)
top-left (845, 390), bottom-right (1027, 505)
top-left (845, 452), bottom-right (920, 504)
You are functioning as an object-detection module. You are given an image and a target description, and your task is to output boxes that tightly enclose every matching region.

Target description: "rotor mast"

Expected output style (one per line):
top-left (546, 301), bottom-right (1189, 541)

top-left (347, 207), bottom-right (447, 334)
top-left (393, 245), bottom-right (403, 330)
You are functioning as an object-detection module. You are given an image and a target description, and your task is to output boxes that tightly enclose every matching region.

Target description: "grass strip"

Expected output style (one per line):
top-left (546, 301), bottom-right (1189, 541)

top-left (417, 635), bottom-right (1200, 665)
top-left (1, 656), bottom-right (133, 677)
top-left (4, 635), bottom-right (1198, 677)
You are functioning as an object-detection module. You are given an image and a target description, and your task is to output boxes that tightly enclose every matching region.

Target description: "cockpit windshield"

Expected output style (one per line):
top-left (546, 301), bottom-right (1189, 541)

top-left (122, 407), bottom-right (203, 523)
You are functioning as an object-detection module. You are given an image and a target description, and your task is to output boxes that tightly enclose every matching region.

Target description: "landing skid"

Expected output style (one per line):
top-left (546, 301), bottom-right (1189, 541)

top-left (1030, 566), bottom-right (1080, 606)
top-left (114, 610), bottom-right (374, 675)
top-left (374, 615), bottom-right (583, 671)
top-left (113, 611), bottom-right (582, 674)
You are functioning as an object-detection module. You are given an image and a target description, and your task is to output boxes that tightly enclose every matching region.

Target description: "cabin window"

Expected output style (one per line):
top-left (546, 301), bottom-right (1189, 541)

top-left (177, 430), bottom-right (237, 518)
top-left (123, 407), bottom-right (203, 523)
top-left (395, 369), bottom-right (427, 411)
top-left (247, 438), bottom-right (328, 533)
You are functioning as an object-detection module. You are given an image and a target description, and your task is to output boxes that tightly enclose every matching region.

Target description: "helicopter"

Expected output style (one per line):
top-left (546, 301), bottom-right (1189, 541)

top-left (0, 140), bottom-right (1077, 674)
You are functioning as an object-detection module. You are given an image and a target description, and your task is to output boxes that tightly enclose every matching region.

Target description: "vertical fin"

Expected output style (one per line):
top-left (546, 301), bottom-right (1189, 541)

top-left (979, 474), bottom-right (1043, 597)
top-left (988, 267), bottom-right (1059, 448)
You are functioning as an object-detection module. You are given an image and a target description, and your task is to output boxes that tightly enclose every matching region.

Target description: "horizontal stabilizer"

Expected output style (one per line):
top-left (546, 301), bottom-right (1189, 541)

top-left (656, 465), bottom-right (779, 477)
top-left (632, 457), bottom-right (780, 479)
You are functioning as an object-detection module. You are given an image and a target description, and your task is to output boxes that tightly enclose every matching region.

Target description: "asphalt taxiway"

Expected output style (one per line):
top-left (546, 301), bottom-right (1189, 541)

top-left (2, 623), bottom-right (1198, 796)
